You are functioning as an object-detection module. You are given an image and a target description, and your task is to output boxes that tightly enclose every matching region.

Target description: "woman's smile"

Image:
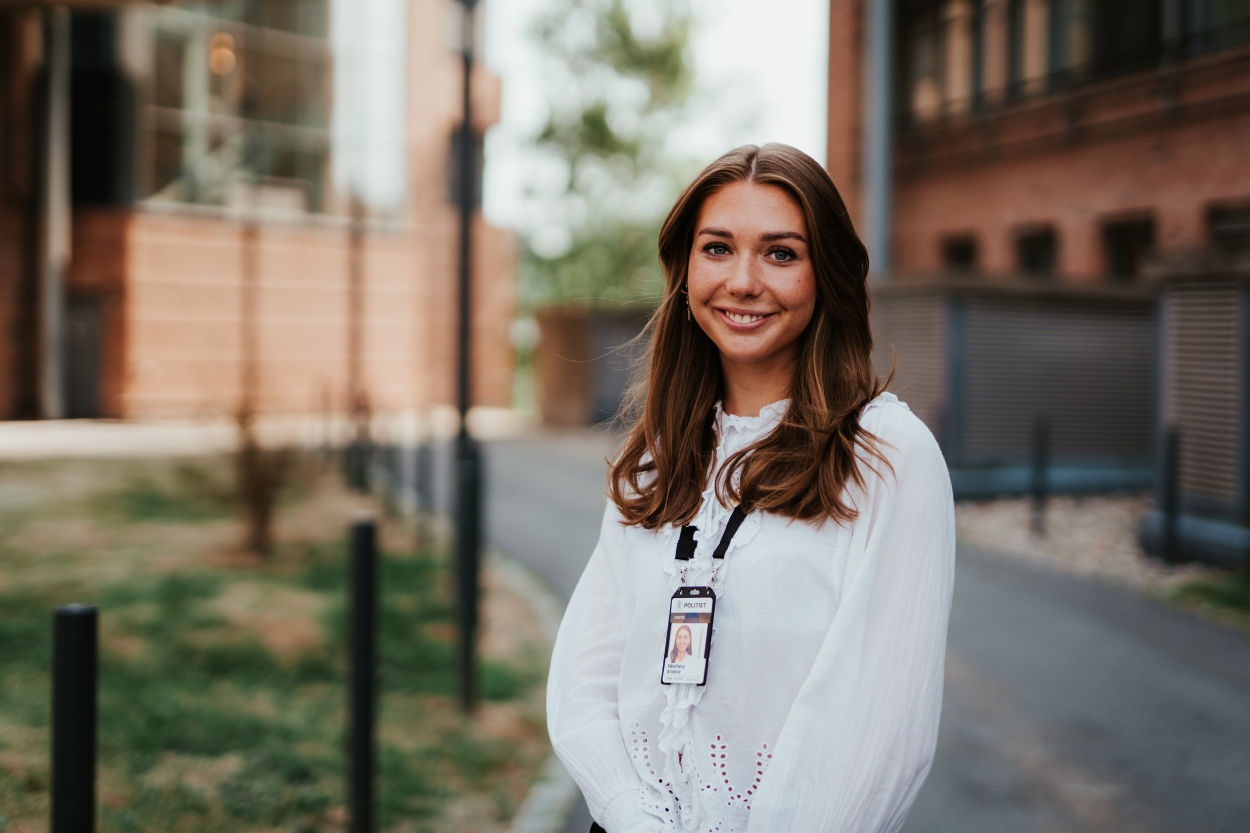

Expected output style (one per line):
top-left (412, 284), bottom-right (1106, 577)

top-left (719, 308), bottom-right (774, 327)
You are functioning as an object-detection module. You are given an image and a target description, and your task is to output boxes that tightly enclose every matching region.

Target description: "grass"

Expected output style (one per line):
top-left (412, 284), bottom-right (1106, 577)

top-left (0, 455), bottom-right (550, 833)
top-left (1171, 570), bottom-right (1250, 631)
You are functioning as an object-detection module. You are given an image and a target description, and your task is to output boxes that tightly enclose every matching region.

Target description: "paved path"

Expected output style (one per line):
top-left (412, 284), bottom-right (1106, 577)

top-left (478, 430), bottom-right (1250, 833)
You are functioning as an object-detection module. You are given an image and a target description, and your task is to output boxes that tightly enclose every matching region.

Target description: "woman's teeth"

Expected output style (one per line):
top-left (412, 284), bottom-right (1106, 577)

top-left (725, 311), bottom-right (766, 324)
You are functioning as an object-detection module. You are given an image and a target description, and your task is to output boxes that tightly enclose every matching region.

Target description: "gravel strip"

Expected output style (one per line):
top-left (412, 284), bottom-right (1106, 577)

top-left (955, 493), bottom-right (1221, 592)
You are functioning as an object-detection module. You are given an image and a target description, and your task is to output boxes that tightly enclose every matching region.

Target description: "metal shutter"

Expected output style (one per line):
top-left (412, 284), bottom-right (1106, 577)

top-left (960, 296), bottom-right (1154, 462)
top-left (1162, 283), bottom-right (1242, 502)
top-left (870, 291), bottom-right (947, 431)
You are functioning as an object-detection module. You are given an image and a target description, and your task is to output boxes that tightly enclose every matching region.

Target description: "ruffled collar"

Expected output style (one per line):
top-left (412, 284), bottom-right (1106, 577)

top-left (713, 398), bottom-right (789, 448)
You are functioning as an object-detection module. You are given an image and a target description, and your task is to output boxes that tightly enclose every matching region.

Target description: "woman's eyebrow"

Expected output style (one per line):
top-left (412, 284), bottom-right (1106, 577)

top-left (761, 231), bottom-right (806, 243)
top-left (695, 228), bottom-right (807, 243)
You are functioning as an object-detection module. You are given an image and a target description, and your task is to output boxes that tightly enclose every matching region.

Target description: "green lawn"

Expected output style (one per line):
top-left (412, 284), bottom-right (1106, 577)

top-left (0, 455), bottom-right (548, 833)
top-left (1171, 569), bottom-right (1250, 632)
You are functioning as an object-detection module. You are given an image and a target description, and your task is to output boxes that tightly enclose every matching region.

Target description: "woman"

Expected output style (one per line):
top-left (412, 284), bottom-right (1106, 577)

top-left (547, 144), bottom-right (955, 833)
top-left (669, 624), bottom-right (694, 663)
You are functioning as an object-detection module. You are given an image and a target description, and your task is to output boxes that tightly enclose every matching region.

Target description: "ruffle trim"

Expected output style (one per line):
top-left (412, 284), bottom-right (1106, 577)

top-left (713, 398), bottom-right (789, 439)
top-left (655, 401), bottom-right (773, 830)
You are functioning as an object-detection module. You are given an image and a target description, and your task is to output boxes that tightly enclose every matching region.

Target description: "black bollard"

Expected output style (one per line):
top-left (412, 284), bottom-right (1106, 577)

top-left (349, 516), bottom-right (377, 833)
top-left (1030, 413), bottom-right (1050, 536)
top-left (454, 434), bottom-right (481, 712)
top-left (414, 443), bottom-right (433, 514)
top-left (1161, 426), bottom-right (1182, 564)
top-left (52, 604), bottom-right (97, 833)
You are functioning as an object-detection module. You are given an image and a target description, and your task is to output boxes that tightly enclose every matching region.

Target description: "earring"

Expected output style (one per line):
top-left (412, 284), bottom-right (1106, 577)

top-left (682, 283), bottom-right (690, 321)
top-left (686, 299), bottom-right (691, 322)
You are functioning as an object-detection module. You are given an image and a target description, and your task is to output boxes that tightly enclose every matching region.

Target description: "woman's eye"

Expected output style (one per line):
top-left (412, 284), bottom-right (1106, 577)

top-left (769, 248), bottom-right (796, 262)
top-left (704, 243), bottom-right (730, 256)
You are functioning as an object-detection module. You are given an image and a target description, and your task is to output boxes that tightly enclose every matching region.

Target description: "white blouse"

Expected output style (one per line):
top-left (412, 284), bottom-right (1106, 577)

top-left (547, 393), bottom-right (955, 833)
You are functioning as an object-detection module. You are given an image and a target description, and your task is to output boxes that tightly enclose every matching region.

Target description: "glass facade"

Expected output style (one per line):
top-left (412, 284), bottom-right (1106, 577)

top-left (144, 0), bottom-right (407, 217)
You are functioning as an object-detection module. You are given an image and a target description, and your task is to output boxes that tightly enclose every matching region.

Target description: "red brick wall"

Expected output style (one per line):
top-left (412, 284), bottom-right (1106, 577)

top-left (96, 209), bottom-right (514, 419)
top-left (827, 0), bottom-right (864, 225)
top-left (894, 107), bottom-right (1250, 279)
top-left (892, 47), bottom-right (1250, 279)
top-left (895, 44), bottom-right (1250, 278)
top-left (65, 211), bottom-right (127, 416)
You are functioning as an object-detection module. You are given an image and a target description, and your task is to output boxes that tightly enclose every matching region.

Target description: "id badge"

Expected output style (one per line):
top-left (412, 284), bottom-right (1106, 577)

top-left (661, 586), bottom-right (716, 686)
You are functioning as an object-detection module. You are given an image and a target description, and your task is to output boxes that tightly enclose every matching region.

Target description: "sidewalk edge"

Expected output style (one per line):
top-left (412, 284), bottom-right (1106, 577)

top-left (488, 548), bottom-right (579, 833)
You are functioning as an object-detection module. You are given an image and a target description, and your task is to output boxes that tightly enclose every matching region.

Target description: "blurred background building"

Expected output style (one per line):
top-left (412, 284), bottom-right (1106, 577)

top-left (828, 0), bottom-right (1250, 562)
top-left (0, 0), bottom-right (515, 421)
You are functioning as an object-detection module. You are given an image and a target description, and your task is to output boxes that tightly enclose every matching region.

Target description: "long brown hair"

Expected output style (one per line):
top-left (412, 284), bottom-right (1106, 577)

top-left (609, 144), bottom-right (889, 529)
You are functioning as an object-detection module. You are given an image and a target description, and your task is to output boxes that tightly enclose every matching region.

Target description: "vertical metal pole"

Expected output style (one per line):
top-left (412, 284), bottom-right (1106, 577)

top-left (52, 604), bottom-right (97, 833)
top-left (454, 0), bottom-right (482, 714)
top-left (862, 0), bottom-right (895, 278)
top-left (38, 7), bottom-right (71, 418)
top-left (349, 516), bottom-right (377, 833)
top-left (1161, 426), bottom-right (1181, 564)
top-left (1030, 412), bottom-right (1049, 536)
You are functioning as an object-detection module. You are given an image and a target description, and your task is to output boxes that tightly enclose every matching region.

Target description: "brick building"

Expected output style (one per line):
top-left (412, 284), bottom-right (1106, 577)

top-left (828, 0), bottom-right (1250, 562)
top-left (829, 0), bottom-right (1250, 279)
top-left (0, 0), bottom-right (515, 420)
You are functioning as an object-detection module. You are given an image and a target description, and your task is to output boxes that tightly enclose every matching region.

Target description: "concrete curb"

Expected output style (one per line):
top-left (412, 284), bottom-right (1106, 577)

top-left (488, 548), bottom-right (580, 833)
top-left (0, 407), bottom-right (534, 459)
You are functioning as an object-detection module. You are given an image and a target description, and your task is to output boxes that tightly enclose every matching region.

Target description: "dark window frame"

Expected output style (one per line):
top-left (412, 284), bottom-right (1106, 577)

top-left (1101, 214), bottom-right (1156, 283)
top-left (1015, 224), bottom-right (1059, 279)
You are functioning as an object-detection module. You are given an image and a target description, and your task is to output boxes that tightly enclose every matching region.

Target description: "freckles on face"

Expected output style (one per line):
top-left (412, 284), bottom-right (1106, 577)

top-left (686, 181), bottom-right (817, 379)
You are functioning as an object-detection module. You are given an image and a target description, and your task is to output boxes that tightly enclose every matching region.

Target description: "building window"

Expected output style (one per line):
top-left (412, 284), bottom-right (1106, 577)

top-left (1016, 225), bottom-right (1057, 278)
top-left (1006, 0), bottom-right (1025, 94)
top-left (1102, 216), bottom-right (1155, 282)
top-left (899, 0), bottom-right (944, 123)
top-left (1186, 0), bottom-right (1250, 53)
top-left (144, 0), bottom-right (407, 218)
top-left (1047, 0), bottom-right (1094, 86)
top-left (146, 3), bottom-right (332, 211)
top-left (1209, 202), bottom-right (1250, 253)
top-left (942, 234), bottom-right (979, 272)
top-left (1090, 0), bottom-right (1161, 76)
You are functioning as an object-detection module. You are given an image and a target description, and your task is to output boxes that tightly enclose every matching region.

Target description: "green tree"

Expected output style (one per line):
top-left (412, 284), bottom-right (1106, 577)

top-left (521, 0), bottom-right (697, 308)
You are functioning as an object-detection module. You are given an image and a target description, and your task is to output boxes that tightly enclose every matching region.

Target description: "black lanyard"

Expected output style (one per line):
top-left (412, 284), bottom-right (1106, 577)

top-left (673, 505), bottom-right (747, 562)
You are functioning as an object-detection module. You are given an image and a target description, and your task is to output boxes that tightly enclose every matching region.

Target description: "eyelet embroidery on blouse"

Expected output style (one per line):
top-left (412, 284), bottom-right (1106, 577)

top-left (630, 723), bottom-right (681, 829)
top-left (630, 723), bottom-right (772, 833)
top-left (700, 736), bottom-right (773, 811)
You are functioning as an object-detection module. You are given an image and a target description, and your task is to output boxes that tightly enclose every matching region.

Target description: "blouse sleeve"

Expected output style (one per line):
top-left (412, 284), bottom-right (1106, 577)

top-left (745, 405), bottom-right (956, 833)
top-left (547, 501), bottom-right (665, 833)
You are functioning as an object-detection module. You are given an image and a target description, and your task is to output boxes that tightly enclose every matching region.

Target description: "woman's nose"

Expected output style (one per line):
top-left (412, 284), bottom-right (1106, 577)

top-left (725, 254), bottom-right (762, 296)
